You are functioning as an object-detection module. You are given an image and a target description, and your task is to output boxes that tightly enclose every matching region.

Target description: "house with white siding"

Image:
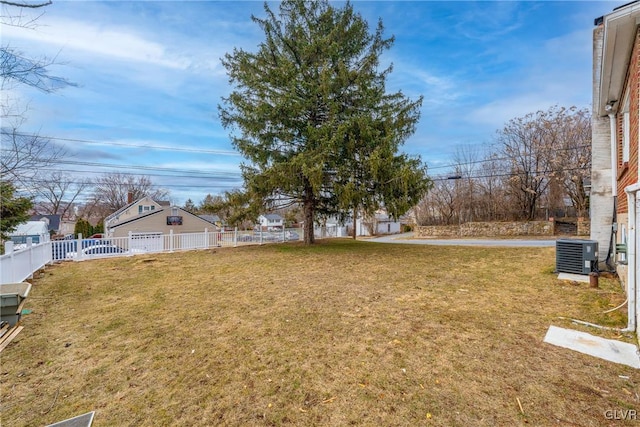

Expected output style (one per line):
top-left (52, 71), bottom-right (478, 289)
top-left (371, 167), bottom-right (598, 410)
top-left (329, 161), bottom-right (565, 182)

top-left (257, 214), bottom-right (284, 231)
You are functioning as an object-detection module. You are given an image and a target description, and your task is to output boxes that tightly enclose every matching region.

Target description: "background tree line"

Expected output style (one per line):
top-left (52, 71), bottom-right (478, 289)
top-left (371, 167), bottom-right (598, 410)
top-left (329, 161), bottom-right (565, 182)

top-left (413, 105), bottom-right (591, 226)
top-left (3, 106), bottom-right (592, 235)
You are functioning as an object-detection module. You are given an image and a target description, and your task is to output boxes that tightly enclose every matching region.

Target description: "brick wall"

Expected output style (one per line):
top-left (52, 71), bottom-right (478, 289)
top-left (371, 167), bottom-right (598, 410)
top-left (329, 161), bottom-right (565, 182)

top-left (616, 28), bottom-right (640, 214)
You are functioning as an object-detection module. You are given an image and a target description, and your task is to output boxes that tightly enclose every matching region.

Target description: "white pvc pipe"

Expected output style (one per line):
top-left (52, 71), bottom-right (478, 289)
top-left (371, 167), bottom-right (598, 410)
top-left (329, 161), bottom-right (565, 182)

top-left (624, 183), bottom-right (640, 332)
top-left (557, 317), bottom-right (627, 332)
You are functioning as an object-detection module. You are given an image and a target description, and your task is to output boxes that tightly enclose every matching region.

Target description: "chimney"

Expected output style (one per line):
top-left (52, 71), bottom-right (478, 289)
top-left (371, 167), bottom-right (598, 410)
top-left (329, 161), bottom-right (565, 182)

top-left (127, 192), bottom-right (134, 204)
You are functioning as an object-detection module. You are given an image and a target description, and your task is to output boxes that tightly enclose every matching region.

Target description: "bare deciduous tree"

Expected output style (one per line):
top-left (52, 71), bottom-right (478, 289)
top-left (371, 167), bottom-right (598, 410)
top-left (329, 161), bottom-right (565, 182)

top-left (75, 197), bottom-right (111, 227)
top-left (1, 0), bottom-right (74, 186)
top-left (1, 0), bottom-right (50, 31)
top-left (1, 46), bottom-right (74, 92)
top-left (497, 107), bottom-right (566, 220)
top-left (91, 173), bottom-right (170, 212)
top-left (31, 171), bottom-right (91, 218)
top-left (0, 125), bottom-right (64, 185)
top-left (1, 1), bottom-right (52, 9)
top-left (417, 106), bottom-right (591, 225)
top-left (414, 179), bottom-right (457, 225)
top-left (452, 145), bottom-right (485, 223)
top-left (475, 151), bottom-right (509, 221)
top-left (548, 107), bottom-right (591, 217)
top-left (2, 0), bottom-right (75, 93)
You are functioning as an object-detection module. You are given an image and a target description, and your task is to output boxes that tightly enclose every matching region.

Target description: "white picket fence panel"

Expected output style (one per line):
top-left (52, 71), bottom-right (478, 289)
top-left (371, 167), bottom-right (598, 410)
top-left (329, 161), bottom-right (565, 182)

top-left (1, 239), bottom-right (53, 284)
top-left (1, 227), bottom-right (313, 284)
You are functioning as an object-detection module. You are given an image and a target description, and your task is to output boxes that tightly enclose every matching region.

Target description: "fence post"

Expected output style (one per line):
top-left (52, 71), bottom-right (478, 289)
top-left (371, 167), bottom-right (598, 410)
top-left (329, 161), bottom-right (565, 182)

top-left (169, 230), bottom-right (174, 252)
top-left (46, 240), bottom-right (53, 265)
top-left (259, 229), bottom-right (263, 245)
top-left (204, 228), bottom-right (209, 249)
top-left (282, 227), bottom-right (285, 242)
top-left (5, 241), bottom-right (15, 283)
top-left (26, 237), bottom-right (34, 279)
top-left (234, 227), bottom-right (238, 247)
top-left (77, 233), bottom-right (83, 261)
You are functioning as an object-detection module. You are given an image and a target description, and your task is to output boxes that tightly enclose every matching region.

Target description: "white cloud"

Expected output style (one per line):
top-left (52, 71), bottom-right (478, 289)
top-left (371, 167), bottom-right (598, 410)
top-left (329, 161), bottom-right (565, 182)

top-left (544, 28), bottom-right (593, 58)
top-left (414, 69), bottom-right (461, 104)
top-left (453, 2), bottom-right (530, 42)
top-left (466, 24), bottom-right (593, 129)
top-left (467, 96), bottom-right (554, 129)
top-left (389, 63), bottom-right (462, 109)
top-left (3, 17), bottom-right (191, 69)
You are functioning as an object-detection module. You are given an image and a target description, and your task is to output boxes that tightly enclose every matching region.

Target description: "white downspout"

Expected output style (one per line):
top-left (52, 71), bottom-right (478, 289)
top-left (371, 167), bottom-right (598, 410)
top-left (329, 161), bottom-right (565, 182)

top-left (609, 114), bottom-right (618, 195)
top-left (624, 183), bottom-right (640, 332)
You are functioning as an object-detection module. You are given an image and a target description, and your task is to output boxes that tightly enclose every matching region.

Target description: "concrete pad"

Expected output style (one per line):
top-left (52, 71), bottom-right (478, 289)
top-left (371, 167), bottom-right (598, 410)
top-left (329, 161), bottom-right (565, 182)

top-left (557, 273), bottom-right (590, 283)
top-left (46, 411), bottom-right (95, 427)
top-left (544, 325), bottom-right (640, 369)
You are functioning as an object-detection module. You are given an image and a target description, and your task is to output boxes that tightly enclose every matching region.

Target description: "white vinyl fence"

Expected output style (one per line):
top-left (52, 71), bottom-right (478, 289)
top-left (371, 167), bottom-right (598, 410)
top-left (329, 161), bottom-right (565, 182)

top-left (1, 239), bottom-right (53, 284)
top-left (1, 227), bottom-right (311, 284)
top-left (53, 228), bottom-right (303, 262)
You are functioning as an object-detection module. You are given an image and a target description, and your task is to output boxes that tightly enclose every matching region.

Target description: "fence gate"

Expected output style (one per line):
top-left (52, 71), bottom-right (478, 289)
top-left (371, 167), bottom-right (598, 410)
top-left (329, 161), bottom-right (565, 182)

top-left (130, 232), bottom-right (163, 253)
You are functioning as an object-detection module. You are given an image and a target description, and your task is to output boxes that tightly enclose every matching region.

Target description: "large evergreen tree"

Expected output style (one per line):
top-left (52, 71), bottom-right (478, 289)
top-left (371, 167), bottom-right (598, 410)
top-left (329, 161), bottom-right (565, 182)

top-left (219, 0), bottom-right (430, 244)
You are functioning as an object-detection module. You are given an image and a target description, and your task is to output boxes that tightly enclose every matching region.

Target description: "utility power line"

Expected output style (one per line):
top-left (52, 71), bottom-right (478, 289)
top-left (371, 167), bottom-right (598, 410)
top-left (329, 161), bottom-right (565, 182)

top-left (46, 159), bottom-right (242, 177)
top-left (34, 167), bottom-right (241, 181)
top-left (426, 144), bottom-right (591, 171)
top-left (430, 165), bottom-right (590, 182)
top-left (1, 130), bottom-right (240, 156)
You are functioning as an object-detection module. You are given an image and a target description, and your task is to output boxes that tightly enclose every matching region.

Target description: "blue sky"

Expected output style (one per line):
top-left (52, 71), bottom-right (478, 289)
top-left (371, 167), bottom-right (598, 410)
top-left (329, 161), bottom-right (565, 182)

top-left (3, 0), bottom-right (617, 205)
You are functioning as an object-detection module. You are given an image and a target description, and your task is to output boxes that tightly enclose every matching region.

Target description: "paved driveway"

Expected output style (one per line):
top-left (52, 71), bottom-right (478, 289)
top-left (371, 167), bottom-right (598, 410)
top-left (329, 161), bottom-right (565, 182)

top-left (366, 232), bottom-right (556, 247)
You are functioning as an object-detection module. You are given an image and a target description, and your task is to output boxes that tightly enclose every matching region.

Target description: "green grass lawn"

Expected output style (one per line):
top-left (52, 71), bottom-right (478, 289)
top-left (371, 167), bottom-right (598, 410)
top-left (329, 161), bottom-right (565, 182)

top-left (1, 239), bottom-right (638, 426)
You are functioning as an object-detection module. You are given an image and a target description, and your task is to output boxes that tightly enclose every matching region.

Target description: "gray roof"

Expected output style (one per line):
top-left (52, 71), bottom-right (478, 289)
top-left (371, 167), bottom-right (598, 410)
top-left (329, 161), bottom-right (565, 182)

top-left (199, 214), bottom-right (221, 224)
top-left (261, 214), bottom-right (283, 220)
top-left (29, 215), bottom-right (61, 232)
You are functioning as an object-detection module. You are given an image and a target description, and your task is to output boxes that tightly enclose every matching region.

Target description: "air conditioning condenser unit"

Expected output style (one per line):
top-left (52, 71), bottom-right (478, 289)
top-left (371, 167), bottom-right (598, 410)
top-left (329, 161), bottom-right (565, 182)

top-left (556, 239), bottom-right (598, 275)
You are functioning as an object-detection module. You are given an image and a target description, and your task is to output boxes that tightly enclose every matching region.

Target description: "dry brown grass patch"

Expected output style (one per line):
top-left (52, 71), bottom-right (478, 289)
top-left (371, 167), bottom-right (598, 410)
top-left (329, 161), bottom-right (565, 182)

top-left (1, 240), bottom-right (638, 426)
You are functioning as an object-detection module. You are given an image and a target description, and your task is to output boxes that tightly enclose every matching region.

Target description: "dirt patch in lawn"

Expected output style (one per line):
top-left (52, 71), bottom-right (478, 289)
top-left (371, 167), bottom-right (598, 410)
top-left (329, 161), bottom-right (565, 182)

top-left (1, 240), bottom-right (638, 426)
